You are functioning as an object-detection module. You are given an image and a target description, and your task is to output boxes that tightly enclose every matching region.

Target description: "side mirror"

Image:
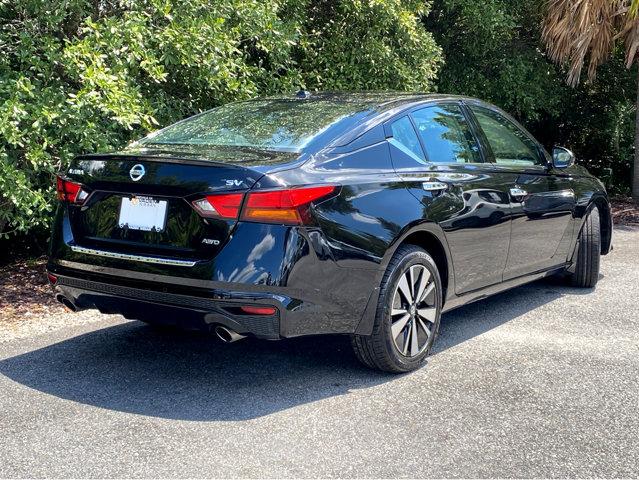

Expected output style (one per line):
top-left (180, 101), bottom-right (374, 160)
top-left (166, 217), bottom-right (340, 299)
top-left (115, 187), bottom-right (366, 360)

top-left (552, 146), bottom-right (575, 169)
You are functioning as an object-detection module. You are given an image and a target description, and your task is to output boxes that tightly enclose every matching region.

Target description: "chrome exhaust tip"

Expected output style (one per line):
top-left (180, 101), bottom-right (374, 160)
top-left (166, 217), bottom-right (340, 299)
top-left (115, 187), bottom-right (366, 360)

top-left (214, 326), bottom-right (247, 343)
top-left (56, 294), bottom-right (78, 312)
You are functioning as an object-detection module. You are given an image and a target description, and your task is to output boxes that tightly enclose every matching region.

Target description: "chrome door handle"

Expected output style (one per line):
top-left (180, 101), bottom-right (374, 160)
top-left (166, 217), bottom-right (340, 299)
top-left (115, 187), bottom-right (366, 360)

top-left (422, 181), bottom-right (448, 192)
top-left (510, 187), bottom-right (528, 200)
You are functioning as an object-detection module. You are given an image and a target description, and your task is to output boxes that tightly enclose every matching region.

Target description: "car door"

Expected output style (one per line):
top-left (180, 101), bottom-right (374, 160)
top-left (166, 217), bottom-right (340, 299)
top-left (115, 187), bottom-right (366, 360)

top-left (466, 102), bottom-right (576, 280)
top-left (386, 102), bottom-right (513, 294)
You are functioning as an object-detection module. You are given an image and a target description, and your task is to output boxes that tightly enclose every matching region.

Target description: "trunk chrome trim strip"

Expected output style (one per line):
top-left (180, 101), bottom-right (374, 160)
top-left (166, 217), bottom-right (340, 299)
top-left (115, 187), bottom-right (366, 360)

top-left (69, 245), bottom-right (197, 267)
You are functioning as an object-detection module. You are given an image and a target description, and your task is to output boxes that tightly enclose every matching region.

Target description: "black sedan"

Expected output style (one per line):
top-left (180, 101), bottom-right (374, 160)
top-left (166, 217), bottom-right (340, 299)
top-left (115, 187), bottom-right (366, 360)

top-left (47, 92), bottom-right (612, 372)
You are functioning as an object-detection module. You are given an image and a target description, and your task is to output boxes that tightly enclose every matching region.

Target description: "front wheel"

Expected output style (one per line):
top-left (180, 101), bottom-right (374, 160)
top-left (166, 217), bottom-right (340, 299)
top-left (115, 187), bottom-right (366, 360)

top-left (566, 206), bottom-right (601, 288)
top-left (351, 245), bottom-right (442, 373)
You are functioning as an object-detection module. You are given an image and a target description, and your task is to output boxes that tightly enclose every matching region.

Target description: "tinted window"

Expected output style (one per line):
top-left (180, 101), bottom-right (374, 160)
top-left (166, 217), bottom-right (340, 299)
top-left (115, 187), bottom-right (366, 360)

top-left (470, 106), bottom-right (544, 166)
top-left (411, 105), bottom-right (482, 164)
top-left (389, 116), bottom-right (425, 163)
top-left (139, 99), bottom-right (373, 152)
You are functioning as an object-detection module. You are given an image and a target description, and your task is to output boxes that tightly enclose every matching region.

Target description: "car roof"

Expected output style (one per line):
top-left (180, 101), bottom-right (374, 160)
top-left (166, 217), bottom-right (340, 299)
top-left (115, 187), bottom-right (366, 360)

top-left (247, 92), bottom-right (475, 151)
top-left (259, 91), bottom-right (464, 114)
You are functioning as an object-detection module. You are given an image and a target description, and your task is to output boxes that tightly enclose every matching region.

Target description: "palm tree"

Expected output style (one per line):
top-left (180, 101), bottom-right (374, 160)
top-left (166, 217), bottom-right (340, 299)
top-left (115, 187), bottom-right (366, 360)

top-left (542, 0), bottom-right (639, 200)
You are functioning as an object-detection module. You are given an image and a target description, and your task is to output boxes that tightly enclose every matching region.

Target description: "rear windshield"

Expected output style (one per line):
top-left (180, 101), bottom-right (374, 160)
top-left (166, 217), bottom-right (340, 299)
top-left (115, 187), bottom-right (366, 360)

top-left (139, 99), bottom-right (369, 152)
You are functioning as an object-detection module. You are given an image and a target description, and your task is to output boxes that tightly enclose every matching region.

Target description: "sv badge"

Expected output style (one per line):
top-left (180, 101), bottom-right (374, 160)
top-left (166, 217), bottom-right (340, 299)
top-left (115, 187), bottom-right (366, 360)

top-left (225, 179), bottom-right (243, 187)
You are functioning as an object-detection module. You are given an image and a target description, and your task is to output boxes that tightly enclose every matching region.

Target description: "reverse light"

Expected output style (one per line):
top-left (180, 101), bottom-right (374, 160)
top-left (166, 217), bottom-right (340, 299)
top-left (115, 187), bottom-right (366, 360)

top-left (191, 193), bottom-right (244, 220)
top-left (56, 176), bottom-right (89, 204)
top-left (242, 185), bottom-right (338, 225)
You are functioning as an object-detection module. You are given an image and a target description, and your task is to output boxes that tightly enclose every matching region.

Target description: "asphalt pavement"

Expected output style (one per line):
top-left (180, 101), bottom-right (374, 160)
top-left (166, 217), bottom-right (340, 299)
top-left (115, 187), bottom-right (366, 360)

top-left (0, 227), bottom-right (638, 478)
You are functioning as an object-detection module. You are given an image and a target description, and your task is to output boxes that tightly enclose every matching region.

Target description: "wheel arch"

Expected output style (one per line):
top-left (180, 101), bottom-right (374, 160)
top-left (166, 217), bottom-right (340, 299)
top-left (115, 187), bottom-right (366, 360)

top-left (393, 229), bottom-right (452, 302)
top-left (591, 195), bottom-right (612, 255)
top-left (354, 222), bottom-right (454, 336)
top-left (573, 193), bottom-right (612, 257)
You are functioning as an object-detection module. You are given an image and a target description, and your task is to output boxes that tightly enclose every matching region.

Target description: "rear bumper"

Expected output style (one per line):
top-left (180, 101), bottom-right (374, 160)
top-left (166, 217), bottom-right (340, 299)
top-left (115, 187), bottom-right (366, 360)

top-left (52, 272), bottom-right (283, 339)
top-left (48, 207), bottom-right (382, 338)
top-left (47, 256), bottom-right (381, 339)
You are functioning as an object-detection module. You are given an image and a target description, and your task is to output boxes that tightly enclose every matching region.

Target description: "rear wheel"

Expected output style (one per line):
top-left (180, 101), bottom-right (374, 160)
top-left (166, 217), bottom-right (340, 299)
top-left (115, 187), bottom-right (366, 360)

top-left (567, 206), bottom-right (601, 288)
top-left (351, 245), bottom-right (442, 373)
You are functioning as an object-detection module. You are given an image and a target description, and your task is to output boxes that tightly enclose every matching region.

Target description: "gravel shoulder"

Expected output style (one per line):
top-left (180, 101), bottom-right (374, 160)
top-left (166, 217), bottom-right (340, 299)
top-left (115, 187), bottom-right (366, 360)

top-left (0, 258), bottom-right (117, 343)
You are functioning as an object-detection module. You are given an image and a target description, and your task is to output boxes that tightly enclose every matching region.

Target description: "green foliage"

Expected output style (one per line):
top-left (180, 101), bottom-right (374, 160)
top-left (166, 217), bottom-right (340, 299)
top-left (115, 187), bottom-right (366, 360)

top-left (426, 0), bottom-right (567, 122)
top-left (291, 0), bottom-right (441, 91)
top-left (0, 0), bottom-right (442, 238)
top-left (427, 0), bottom-right (636, 194)
top-left (2, 0), bottom-right (635, 245)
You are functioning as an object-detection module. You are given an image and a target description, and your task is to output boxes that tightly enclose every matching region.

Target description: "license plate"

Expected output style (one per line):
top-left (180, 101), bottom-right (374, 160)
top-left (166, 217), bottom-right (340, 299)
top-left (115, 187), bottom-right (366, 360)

top-left (118, 196), bottom-right (168, 232)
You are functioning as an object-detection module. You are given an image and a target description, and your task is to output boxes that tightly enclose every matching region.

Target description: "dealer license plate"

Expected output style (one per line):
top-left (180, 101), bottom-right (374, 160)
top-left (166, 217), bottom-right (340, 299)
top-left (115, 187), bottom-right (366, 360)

top-left (118, 196), bottom-right (168, 232)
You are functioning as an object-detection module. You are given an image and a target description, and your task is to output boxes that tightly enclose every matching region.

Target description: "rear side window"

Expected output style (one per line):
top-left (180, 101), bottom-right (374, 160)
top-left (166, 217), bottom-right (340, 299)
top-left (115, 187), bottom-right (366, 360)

top-left (469, 105), bottom-right (544, 166)
top-left (389, 116), bottom-right (425, 163)
top-left (411, 104), bottom-right (482, 164)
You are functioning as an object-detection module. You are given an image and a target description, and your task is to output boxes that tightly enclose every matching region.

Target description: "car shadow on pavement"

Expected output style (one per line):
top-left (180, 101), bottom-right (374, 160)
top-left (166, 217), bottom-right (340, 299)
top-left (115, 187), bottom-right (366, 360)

top-left (433, 275), bottom-right (598, 354)
top-left (0, 277), bottom-right (592, 421)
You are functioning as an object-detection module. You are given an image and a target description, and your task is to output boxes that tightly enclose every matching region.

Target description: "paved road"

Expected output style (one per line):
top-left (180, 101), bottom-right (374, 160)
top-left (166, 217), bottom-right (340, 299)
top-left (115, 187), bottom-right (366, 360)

top-left (1, 227), bottom-right (638, 478)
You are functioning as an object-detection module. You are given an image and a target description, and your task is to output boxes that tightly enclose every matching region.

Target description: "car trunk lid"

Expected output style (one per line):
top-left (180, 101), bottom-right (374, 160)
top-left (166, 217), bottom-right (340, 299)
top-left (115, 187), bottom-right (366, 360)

top-left (61, 148), bottom-right (297, 261)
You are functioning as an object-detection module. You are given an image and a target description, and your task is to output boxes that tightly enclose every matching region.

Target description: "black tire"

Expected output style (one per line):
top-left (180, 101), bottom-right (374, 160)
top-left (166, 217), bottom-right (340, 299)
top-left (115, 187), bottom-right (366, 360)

top-left (567, 206), bottom-right (601, 288)
top-left (351, 245), bottom-right (442, 373)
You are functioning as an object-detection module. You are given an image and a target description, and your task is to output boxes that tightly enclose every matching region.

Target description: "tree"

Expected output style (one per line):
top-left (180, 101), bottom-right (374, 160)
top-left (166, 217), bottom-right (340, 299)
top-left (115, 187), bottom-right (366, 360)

top-left (426, 0), bottom-right (567, 124)
top-left (542, 0), bottom-right (639, 199)
top-left (427, 0), bottom-right (637, 195)
top-left (0, 0), bottom-right (442, 239)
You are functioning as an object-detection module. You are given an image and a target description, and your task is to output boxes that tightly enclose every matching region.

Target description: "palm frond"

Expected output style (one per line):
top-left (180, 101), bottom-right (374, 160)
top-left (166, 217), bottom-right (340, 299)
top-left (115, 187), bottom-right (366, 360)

top-left (542, 0), bottom-right (639, 86)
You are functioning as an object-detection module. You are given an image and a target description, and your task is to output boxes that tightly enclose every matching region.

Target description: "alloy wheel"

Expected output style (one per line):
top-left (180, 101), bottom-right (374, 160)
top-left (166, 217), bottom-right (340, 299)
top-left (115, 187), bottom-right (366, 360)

top-left (390, 264), bottom-right (438, 357)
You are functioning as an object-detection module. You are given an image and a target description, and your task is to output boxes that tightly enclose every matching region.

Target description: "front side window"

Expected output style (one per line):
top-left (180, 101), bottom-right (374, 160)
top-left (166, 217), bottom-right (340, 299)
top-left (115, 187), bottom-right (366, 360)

top-left (411, 104), bottom-right (482, 164)
top-left (469, 105), bottom-right (544, 166)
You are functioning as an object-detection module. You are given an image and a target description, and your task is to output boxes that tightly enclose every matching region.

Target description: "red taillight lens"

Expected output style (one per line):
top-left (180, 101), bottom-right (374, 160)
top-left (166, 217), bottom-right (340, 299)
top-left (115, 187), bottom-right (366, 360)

top-left (242, 185), bottom-right (338, 225)
top-left (56, 176), bottom-right (88, 204)
top-left (192, 193), bottom-right (244, 220)
top-left (239, 305), bottom-right (277, 315)
top-left (47, 272), bottom-right (58, 285)
top-left (191, 186), bottom-right (338, 224)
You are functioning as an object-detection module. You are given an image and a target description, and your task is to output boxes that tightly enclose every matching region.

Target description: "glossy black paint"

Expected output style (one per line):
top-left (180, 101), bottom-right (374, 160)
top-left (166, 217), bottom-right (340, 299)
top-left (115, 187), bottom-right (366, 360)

top-left (47, 93), bottom-right (612, 340)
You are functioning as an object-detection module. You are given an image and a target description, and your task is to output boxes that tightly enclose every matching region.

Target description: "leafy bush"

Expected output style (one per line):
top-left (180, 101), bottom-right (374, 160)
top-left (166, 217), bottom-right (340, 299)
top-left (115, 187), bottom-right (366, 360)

top-left (0, 0), bottom-right (441, 238)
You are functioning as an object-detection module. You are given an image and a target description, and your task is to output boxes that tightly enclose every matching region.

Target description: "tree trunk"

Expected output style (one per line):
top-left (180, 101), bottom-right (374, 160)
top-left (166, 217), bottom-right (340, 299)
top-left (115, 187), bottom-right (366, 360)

top-left (634, 71), bottom-right (639, 200)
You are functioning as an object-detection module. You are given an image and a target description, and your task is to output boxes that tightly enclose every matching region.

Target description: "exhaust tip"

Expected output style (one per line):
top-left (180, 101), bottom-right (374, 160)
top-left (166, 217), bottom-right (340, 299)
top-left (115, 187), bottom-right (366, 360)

top-left (56, 294), bottom-right (78, 312)
top-left (214, 326), bottom-right (246, 343)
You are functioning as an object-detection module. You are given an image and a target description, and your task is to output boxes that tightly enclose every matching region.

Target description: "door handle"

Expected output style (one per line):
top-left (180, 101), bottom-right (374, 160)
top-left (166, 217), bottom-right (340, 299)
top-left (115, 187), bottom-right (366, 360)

top-left (422, 181), bottom-right (448, 192)
top-left (510, 187), bottom-right (528, 200)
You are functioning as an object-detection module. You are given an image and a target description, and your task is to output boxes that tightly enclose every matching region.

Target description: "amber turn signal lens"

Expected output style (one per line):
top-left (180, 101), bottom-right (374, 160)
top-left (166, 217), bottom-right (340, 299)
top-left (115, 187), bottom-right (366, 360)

top-left (241, 185), bottom-right (338, 225)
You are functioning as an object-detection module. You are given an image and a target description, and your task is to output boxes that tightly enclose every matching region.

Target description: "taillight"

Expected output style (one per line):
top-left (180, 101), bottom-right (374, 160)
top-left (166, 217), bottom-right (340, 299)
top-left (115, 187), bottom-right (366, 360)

top-left (56, 176), bottom-right (89, 204)
top-left (191, 186), bottom-right (338, 225)
top-left (242, 185), bottom-right (338, 225)
top-left (191, 193), bottom-right (243, 219)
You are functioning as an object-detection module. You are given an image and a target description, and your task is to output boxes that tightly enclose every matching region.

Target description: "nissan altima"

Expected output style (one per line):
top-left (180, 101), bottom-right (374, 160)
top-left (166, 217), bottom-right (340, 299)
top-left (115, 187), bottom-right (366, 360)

top-left (47, 92), bottom-right (612, 372)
